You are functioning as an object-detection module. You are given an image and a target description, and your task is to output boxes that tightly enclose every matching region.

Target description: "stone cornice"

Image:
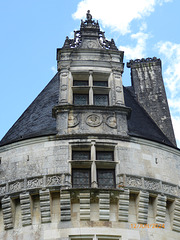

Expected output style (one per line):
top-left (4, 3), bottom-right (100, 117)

top-left (127, 57), bottom-right (161, 68)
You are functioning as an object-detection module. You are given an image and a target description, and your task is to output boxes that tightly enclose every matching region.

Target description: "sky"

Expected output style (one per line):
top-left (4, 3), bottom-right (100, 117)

top-left (0, 0), bottom-right (180, 147)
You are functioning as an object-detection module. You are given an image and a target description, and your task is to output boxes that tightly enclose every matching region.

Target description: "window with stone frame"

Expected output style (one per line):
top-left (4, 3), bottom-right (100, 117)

top-left (72, 168), bottom-right (91, 188)
top-left (96, 151), bottom-right (114, 161)
top-left (97, 169), bottom-right (115, 188)
top-left (72, 72), bottom-right (110, 106)
top-left (73, 93), bottom-right (89, 105)
top-left (70, 234), bottom-right (121, 240)
top-left (73, 80), bottom-right (88, 86)
top-left (93, 94), bottom-right (109, 106)
top-left (71, 145), bottom-right (116, 189)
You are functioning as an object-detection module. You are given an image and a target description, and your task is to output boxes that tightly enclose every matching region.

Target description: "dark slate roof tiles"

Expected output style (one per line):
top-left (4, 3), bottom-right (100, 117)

top-left (0, 74), bottom-right (175, 147)
top-left (0, 73), bottom-right (59, 146)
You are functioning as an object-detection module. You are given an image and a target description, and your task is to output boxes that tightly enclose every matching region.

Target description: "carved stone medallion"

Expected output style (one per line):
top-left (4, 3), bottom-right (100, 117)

top-left (106, 116), bottom-right (117, 128)
top-left (83, 40), bottom-right (98, 49)
top-left (86, 114), bottom-right (102, 127)
top-left (68, 114), bottom-right (79, 128)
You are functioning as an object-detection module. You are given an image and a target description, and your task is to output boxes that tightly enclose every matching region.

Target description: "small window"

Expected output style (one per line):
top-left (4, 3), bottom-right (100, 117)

top-left (94, 94), bottom-right (109, 106)
top-left (72, 151), bottom-right (90, 161)
top-left (72, 169), bottom-right (91, 188)
top-left (93, 81), bottom-right (108, 87)
top-left (73, 94), bottom-right (89, 105)
top-left (97, 169), bottom-right (115, 188)
top-left (73, 80), bottom-right (88, 86)
top-left (96, 151), bottom-right (114, 161)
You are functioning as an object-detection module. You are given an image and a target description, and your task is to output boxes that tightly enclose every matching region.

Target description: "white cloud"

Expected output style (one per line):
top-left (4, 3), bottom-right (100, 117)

top-left (172, 116), bottom-right (180, 148)
top-left (119, 31), bottom-right (150, 60)
top-left (51, 66), bottom-right (57, 75)
top-left (157, 41), bottom-right (180, 98)
top-left (168, 98), bottom-right (180, 113)
top-left (73, 0), bottom-right (172, 35)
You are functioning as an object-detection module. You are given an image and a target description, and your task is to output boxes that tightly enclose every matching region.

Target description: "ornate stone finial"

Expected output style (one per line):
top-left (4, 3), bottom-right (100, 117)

top-left (86, 10), bottom-right (92, 21)
top-left (62, 11), bottom-right (118, 50)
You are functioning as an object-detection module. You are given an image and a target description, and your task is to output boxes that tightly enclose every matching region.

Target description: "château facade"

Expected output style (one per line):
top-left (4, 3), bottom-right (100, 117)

top-left (0, 11), bottom-right (180, 240)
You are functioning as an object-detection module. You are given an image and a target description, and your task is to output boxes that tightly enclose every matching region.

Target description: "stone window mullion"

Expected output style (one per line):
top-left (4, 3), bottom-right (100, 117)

top-left (91, 141), bottom-right (97, 188)
top-left (89, 71), bottom-right (93, 105)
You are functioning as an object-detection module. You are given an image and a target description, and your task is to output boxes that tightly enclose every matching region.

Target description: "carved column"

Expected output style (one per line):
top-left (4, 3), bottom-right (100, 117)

top-left (1, 196), bottom-right (13, 230)
top-left (39, 189), bottom-right (51, 223)
top-left (60, 190), bottom-right (71, 221)
top-left (20, 192), bottom-right (32, 226)
top-left (59, 69), bottom-right (70, 105)
top-left (136, 191), bottom-right (149, 224)
top-left (154, 194), bottom-right (166, 225)
top-left (118, 188), bottom-right (130, 222)
top-left (99, 192), bottom-right (110, 220)
top-left (79, 191), bottom-right (90, 220)
top-left (112, 71), bottom-right (124, 106)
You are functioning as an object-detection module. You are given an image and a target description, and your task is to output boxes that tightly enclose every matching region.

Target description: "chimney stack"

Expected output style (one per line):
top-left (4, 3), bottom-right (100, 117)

top-left (127, 57), bottom-right (176, 146)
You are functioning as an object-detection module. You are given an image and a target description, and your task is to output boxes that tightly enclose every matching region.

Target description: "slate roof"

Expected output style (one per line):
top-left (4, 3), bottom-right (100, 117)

top-left (0, 74), bottom-right (175, 147)
top-left (0, 73), bottom-right (59, 146)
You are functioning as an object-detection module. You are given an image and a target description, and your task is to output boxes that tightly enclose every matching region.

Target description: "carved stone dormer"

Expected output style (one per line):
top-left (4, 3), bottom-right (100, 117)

top-left (54, 11), bottom-right (130, 139)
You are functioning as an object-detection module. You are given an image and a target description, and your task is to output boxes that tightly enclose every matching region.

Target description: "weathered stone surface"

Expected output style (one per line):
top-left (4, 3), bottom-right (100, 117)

top-left (127, 58), bottom-right (176, 146)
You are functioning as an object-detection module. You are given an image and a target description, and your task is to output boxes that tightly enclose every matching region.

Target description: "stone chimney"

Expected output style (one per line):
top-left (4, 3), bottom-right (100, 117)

top-left (127, 57), bottom-right (176, 146)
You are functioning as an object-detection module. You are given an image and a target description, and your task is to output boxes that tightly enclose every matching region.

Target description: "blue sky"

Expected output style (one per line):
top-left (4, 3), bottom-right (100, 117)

top-left (0, 0), bottom-right (180, 147)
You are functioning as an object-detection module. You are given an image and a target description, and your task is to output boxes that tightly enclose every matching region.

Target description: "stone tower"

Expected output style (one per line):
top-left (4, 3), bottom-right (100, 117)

top-left (0, 11), bottom-right (180, 240)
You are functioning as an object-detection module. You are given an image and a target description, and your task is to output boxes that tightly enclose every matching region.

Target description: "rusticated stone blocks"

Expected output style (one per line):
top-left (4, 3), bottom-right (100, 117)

top-left (155, 194), bottom-right (166, 225)
top-left (1, 197), bottom-right (13, 230)
top-left (99, 192), bottom-right (110, 221)
top-left (118, 188), bottom-right (130, 222)
top-left (172, 199), bottom-right (180, 232)
top-left (20, 192), bottom-right (32, 226)
top-left (60, 190), bottom-right (71, 221)
top-left (136, 191), bottom-right (149, 224)
top-left (39, 189), bottom-right (51, 223)
top-left (79, 191), bottom-right (90, 220)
